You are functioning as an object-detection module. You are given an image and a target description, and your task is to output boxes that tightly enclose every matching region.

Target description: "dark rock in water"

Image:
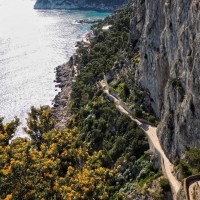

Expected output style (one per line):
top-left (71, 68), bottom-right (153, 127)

top-left (75, 41), bottom-right (82, 47)
top-left (54, 103), bottom-right (59, 108)
top-left (75, 18), bottom-right (103, 24)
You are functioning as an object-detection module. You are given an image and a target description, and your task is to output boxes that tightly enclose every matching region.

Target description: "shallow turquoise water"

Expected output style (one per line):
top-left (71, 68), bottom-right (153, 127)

top-left (0, 0), bottom-right (110, 137)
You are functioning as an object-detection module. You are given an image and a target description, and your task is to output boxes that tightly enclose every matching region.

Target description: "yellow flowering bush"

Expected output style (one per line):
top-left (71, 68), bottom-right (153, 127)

top-left (0, 126), bottom-right (116, 199)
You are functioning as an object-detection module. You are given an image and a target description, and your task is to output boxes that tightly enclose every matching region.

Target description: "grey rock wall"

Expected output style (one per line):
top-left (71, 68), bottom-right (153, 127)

top-left (130, 0), bottom-right (200, 160)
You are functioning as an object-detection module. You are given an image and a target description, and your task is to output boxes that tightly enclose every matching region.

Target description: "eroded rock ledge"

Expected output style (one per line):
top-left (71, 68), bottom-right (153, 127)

top-left (52, 63), bottom-right (73, 129)
top-left (52, 50), bottom-right (80, 128)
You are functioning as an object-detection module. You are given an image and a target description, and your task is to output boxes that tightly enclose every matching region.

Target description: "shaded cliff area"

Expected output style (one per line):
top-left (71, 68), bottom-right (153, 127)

top-left (34, 0), bottom-right (128, 11)
top-left (130, 0), bottom-right (200, 161)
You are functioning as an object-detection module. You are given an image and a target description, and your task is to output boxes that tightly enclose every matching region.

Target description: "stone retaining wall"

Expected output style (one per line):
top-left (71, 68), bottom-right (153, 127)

top-left (184, 175), bottom-right (200, 200)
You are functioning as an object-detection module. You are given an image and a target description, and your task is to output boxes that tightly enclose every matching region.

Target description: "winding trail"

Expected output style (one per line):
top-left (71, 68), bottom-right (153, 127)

top-left (99, 80), bottom-right (182, 199)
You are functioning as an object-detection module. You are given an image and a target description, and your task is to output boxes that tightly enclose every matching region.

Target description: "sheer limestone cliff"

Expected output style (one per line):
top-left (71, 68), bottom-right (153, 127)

top-left (34, 0), bottom-right (127, 11)
top-left (130, 0), bottom-right (200, 161)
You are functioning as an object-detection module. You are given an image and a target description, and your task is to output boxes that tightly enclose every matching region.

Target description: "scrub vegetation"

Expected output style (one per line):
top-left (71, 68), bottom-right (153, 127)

top-left (0, 4), bottom-right (170, 200)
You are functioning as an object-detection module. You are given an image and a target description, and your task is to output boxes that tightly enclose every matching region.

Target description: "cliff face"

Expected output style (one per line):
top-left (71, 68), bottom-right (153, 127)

top-left (130, 0), bottom-right (200, 160)
top-left (34, 0), bottom-right (127, 11)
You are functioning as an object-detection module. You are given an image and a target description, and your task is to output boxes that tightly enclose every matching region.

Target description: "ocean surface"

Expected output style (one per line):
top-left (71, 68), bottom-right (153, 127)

top-left (0, 0), bottom-right (110, 137)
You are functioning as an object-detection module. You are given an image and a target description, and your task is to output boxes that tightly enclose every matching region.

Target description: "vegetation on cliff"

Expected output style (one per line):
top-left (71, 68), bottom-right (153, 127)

top-left (0, 111), bottom-right (117, 199)
top-left (0, 105), bottom-right (162, 199)
top-left (2, 1), bottom-right (199, 199)
top-left (175, 148), bottom-right (200, 179)
top-left (0, 5), bottom-right (164, 199)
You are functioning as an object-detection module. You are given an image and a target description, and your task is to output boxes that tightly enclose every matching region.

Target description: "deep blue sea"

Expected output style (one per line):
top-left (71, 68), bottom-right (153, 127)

top-left (0, 0), bottom-right (110, 137)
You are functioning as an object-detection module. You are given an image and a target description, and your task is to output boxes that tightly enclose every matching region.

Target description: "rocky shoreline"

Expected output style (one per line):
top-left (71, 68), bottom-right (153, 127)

top-left (74, 18), bottom-right (103, 24)
top-left (52, 62), bottom-right (73, 128)
top-left (52, 30), bottom-right (95, 128)
top-left (52, 49), bottom-right (83, 128)
top-left (52, 26), bottom-right (106, 128)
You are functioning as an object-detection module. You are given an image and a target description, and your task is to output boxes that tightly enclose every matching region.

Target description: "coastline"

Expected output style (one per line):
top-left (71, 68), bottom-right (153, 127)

top-left (52, 62), bottom-right (73, 128)
top-left (52, 31), bottom-right (94, 128)
top-left (52, 41), bottom-right (85, 128)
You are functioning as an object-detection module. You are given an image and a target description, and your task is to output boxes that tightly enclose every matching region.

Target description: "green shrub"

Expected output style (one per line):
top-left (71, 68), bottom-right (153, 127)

top-left (185, 148), bottom-right (200, 169)
top-left (135, 106), bottom-right (143, 118)
top-left (147, 115), bottom-right (156, 123)
top-left (159, 177), bottom-right (170, 191)
top-left (179, 160), bottom-right (192, 178)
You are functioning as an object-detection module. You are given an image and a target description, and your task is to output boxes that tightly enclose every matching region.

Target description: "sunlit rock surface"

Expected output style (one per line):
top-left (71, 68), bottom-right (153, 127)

top-left (130, 0), bottom-right (200, 160)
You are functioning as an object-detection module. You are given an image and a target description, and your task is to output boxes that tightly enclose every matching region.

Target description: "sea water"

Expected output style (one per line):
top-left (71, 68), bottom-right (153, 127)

top-left (0, 0), bottom-right (110, 137)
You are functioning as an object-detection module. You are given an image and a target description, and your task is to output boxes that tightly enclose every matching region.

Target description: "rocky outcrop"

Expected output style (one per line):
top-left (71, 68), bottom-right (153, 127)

top-left (130, 0), bottom-right (200, 161)
top-left (34, 0), bottom-right (128, 11)
top-left (52, 63), bottom-right (73, 128)
top-left (52, 51), bottom-right (81, 128)
top-left (75, 18), bottom-right (103, 24)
